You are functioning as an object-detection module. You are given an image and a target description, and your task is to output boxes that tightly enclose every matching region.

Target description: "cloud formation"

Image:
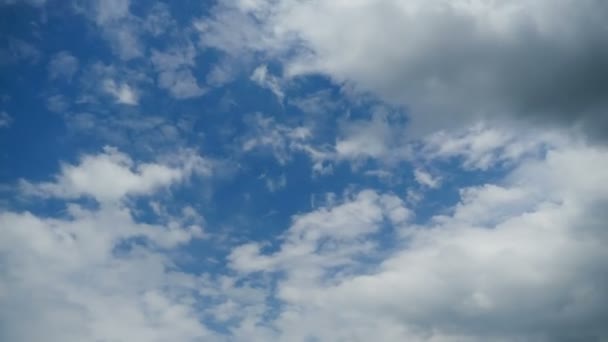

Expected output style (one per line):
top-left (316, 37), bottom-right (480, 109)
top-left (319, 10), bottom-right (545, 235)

top-left (225, 140), bottom-right (608, 341)
top-left (206, 0), bottom-right (608, 141)
top-left (20, 146), bottom-right (211, 203)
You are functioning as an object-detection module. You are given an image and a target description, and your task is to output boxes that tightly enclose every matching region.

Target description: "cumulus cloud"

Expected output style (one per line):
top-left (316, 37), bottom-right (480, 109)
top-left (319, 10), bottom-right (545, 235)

top-left (223, 140), bottom-right (608, 341)
top-left (204, 0), bottom-right (608, 141)
top-left (20, 146), bottom-right (211, 203)
top-left (4, 135), bottom-right (608, 341)
top-left (0, 148), bottom-right (214, 342)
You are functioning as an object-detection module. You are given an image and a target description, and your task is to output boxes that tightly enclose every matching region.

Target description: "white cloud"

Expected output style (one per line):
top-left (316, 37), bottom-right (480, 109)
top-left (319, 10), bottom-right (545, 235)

top-left (241, 114), bottom-right (321, 165)
top-left (157, 69), bottom-right (206, 99)
top-left (0, 208), bottom-right (210, 342)
top-left (20, 146), bottom-right (210, 203)
top-left (250, 64), bottom-right (284, 101)
top-left (229, 190), bottom-right (410, 275)
top-left (263, 174), bottom-right (286, 192)
top-left (151, 45), bottom-right (206, 99)
top-left (0, 148), bottom-right (216, 342)
top-left (421, 123), bottom-right (563, 170)
top-left (222, 139), bottom-right (608, 341)
top-left (88, 0), bottom-right (143, 60)
top-left (94, 0), bottom-right (130, 24)
top-left (335, 115), bottom-right (392, 161)
top-left (413, 168), bottom-right (441, 189)
top-left (103, 79), bottom-right (139, 105)
top-left (0, 111), bottom-right (12, 128)
top-left (48, 51), bottom-right (79, 81)
top-left (4, 134), bottom-right (608, 341)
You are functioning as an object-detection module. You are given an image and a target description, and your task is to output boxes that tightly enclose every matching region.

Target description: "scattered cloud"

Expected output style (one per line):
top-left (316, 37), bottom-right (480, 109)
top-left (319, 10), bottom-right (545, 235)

top-left (263, 173), bottom-right (286, 192)
top-left (0, 152), bottom-right (212, 342)
top-left (223, 141), bottom-right (608, 341)
top-left (0, 37), bottom-right (40, 65)
top-left (0, 111), bottom-right (12, 128)
top-left (250, 65), bottom-right (284, 102)
top-left (48, 51), bottom-right (79, 81)
top-left (413, 168), bottom-right (441, 189)
top-left (151, 44), bottom-right (206, 99)
top-left (3, 2), bottom-right (608, 341)
top-left (103, 79), bottom-right (139, 105)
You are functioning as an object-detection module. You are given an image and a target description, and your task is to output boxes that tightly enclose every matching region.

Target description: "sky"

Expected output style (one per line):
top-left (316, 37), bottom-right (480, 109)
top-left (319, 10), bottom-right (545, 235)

top-left (1, 0), bottom-right (608, 341)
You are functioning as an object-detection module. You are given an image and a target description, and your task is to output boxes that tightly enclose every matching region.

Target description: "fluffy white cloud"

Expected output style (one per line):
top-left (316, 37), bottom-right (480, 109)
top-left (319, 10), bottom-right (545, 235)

top-left (4, 137), bottom-right (608, 341)
top-left (20, 146), bottom-right (211, 203)
top-left (0, 148), bottom-right (216, 342)
top-left (103, 79), bottom-right (139, 105)
top-left (222, 139), bottom-right (608, 341)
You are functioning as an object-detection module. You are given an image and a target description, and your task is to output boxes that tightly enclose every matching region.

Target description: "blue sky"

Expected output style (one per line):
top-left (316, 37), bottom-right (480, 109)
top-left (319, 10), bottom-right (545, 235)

top-left (2, 1), bottom-right (608, 341)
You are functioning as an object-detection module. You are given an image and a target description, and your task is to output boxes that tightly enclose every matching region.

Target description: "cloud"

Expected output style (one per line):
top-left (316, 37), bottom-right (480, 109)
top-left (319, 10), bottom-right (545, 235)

top-left (0, 197), bottom-right (210, 342)
top-left (420, 123), bottom-right (562, 170)
top-left (48, 51), bottom-right (79, 81)
top-left (263, 173), bottom-right (286, 193)
top-left (80, 0), bottom-right (177, 61)
top-left (250, 65), bottom-right (284, 102)
top-left (90, 0), bottom-right (143, 60)
top-left (103, 79), bottom-right (139, 105)
top-left (151, 44), bottom-right (206, 99)
top-left (241, 113), bottom-right (320, 165)
top-left (335, 109), bottom-right (404, 162)
top-left (0, 0), bottom-right (46, 6)
top-left (0, 111), bottom-right (12, 127)
top-left (205, 0), bottom-right (608, 141)
top-left (0, 37), bottom-right (40, 65)
top-left (20, 146), bottom-right (211, 203)
top-left (223, 140), bottom-right (608, 341)
top-left (413, 168), bottom-right (441, 189)
top-left (46, 94), bottom-right (70, 112)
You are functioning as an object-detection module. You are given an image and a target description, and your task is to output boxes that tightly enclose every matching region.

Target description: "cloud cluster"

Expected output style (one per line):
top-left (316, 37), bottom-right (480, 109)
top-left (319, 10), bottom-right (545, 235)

top-left (205, 0), bottom-right (608, 141)
top-left (1, 148), bottom-right (213, 342)
top-left (223, 139), bottom-right (608, 341)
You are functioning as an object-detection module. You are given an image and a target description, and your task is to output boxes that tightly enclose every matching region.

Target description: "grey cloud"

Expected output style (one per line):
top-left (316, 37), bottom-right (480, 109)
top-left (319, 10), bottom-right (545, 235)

top-left (207, 0), bottom-right (608, 141)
